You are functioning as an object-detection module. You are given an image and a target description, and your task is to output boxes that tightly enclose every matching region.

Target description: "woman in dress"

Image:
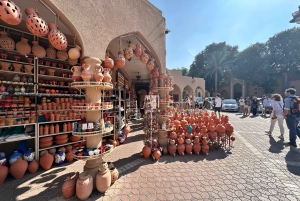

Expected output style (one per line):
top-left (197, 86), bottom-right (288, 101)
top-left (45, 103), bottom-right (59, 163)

top-left (244, 97), bottom-right (251, 116)
top-left (265, 94), bottom-right (284, 139)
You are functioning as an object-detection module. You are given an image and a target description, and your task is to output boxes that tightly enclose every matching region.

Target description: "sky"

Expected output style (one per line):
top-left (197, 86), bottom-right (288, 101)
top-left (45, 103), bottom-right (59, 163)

top-left (148, 0), bottom-right (299, 70)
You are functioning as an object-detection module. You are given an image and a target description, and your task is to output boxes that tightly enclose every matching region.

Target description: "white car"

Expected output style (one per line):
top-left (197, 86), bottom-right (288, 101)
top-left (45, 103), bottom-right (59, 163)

top-left (222, 99), bottom-right (239, 112)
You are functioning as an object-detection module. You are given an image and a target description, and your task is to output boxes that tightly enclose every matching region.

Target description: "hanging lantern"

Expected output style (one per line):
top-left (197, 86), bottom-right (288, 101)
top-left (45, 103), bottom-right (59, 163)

top-left (25, 8), bottom-right (49, 37)
top-left (48, 23), bottom-right (68, 50)
top-left (124, 44), bottom-right (134, 60)
top-left (0, 0), bottom-right (22, 25)
top-left (114, 51), bottom-right (125, 68)
top-left (135, 44), bottom-right (142, 57)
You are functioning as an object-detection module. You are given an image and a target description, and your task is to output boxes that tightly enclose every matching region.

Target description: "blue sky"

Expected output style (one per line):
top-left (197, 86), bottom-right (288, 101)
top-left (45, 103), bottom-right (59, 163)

top-left (149, 0), bottom-right (299, 70)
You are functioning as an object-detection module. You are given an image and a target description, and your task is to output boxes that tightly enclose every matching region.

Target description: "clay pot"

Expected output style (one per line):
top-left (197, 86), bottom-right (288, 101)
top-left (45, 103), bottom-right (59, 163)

top-left (114, 51), bottom-right (125, 68)
top-left (76, 172), bottom-right (93, 200)
top-left (46, 44), bottom-right (56, 59)
top-left (140, 49), bottom-right (149, 64)
top-left (81, 64), bottom-right (92, 82)
top-left (28, 160), bottom-right (39, 174)
top-left (193, 136), bottom-right (201, 155)
top-left (48, 23), bottom-right (68, 50)
top-left (94, 64), bottom-right (104, 82)
top-left (153, 150), bottom-right (161, 160)
top-left (25, 8), bottom-right (49, 37)
top-left (66, 151), bottom-right (73, 162)
top-left (168, 139), bottom-right (176, 156)
top-left (225, 123), bottom-right (234, 132)
top-left (202, 137), bottom-right (209, 155)
top-left (110, 167), bottom-right (119, 184)
top-left (0, 0), bottom-right (22, 25)
top-left (103, 68), bottom-right (112, 83)
top-left (185, 139), bottom-right (193, 155)
top-left (10, 158), bottom-right (28, 179)
top-left (24, 65), bottom-right (33, 74)
top-left (209, 132), bottom-right (217, 142)
top-left (102, 53), bottom-right (114, 69)
top-left (0, 166), bottom-right (8, 185)
top-left (68, 45), bottom-right (81, 60)
top-left (69, 136), bottom-right (81, 142)
top-left (39, 152), bottom-right (54, 170)
top-left (16, 37), bottom-right (31, 55)
top-left (135, 43), bottom-right (142, 57)
top-left (71, 66), bottom-right (81, 81)
top-left (146, 58), bottom-right (155, 71)
top-left (32, 41), bottom-right (46, 58)
top-left (95, 165), bottom-right (111, 193)
top-left (0, 31), bottom-right (15, 51)
top-left (66, 145), bottom-right (72, 152)
top-left (177, 143), bottom-right (185, 156)
top-left (55, 123), bottom-right (60, 133)
top-left (57, 49), bottom-right (68, 61)
top-left (55, 134), bottom-right (68, 140)
top-left (142, 144), bottom-right (151, 159)
top-left (169, 131), bottom-right (177, 141)
top-left (68, 57), bottom-right (78, 65)
top-left (62, 172), bottom-right (79, 199)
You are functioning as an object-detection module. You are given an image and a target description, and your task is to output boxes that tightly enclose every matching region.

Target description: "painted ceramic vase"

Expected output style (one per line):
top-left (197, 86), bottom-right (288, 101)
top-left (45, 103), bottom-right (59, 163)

top-left (23, 148), bottom-right (34, 163)
top-left (76, 171), bottom-right (93, 200)
top-left (103, 68), bottom-right (112, 83)
top-left (0, 0), bottom-right (22, 25)
top-left (135, 43), bottom-right (142, 57)
top-left (102, 53), bottom-right (114, 69)
top-left (96, 162), bottom-right (111, 193)
top-left (146, 58), bottom-right (155, 71)
top-left (10, 157), bottom-right (28, 179)
top-left (48, 23), bottom-right (68, 50)
top-left (39, 151), bottom-right (54, 170)
top-left (46, 44), bottom-right (56, 59)
top-left (187, 124), bottom-right (193, 134)
top-left (25, 8), bottom-right (49, 37)
top-left (55, 150), bottom-right (65, 165)
top-left (68, 45), bottom-right (81, 60)
top-left (0, 31), bottom-right (15, 51)
top-left (28, 159), bottom-right (39, 174)
top-left (140, 49), bottom-right (149, 64)
top-left (9, 151), bottom-right (22, 165)
top-left (81, 64), bottom-right (92, 82)
top-left (124, 44), bottom-right (134, 60)
top-left (114, 51), bottom-right (125, 68)
top-left (71, 66), bottom-right (81, 81)
top-left (16, 37), bottom-right (31, 55)
top-left (110, 167), bottom-right (119, 184)
top-left (57, 49), bottom-right (68, 61)
top-left (94, 64), bottom-right (104, 82)
top-left (142, 144), bottom-right (151, 159)
top-left (0, 165), bottom-right (8, 185)
top-left (62, 172), bottom-right (79, 199)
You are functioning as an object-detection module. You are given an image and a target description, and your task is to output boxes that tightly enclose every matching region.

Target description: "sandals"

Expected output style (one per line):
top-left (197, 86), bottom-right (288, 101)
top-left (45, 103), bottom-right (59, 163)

top-left (265, 131), bottom-right (271, 135)
top-left (278, 135), bottom-right (284, 139)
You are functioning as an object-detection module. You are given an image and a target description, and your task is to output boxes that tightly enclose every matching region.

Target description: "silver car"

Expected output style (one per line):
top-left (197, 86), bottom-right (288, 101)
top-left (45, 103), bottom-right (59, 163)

top-left (222, 99), bottom-right (239, 112)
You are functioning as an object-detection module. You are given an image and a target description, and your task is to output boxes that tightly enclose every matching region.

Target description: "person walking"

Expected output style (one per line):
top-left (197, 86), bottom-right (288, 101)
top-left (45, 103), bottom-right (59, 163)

top-left (283, 88), bottom-right (300, 147)
top-left (265, 94), bottom-right (285, 139)
top-left (263, 96), bottom-right (272, 116)
top-left (214, 93), bottom-right (222, 119)
top-left (251, 97), bottom-right (259, 116)
top-left (202, 98), bottom-right (211, 110)
top-left (238, 97), bottom-right (245, 114)
top-left (244, 97), bottom-right (251, 116)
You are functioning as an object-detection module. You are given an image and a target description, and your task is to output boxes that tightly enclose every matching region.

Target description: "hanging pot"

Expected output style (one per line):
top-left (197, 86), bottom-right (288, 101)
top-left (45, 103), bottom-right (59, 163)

top-left (140, 49), bottom-right (149, 64)
top-left (0, 31), bottom-right (15, 51)
top-left (0, 0), bottom-right (22, 25)
top-left (45, 44), bottom-right (56, 59)
top-left (57, 49), bottom-right (68, 61)
top-left (124, 44), bottom-right (134, 60)
top-left (102, 53), bottom-right (114, 69)
top-left (114, 51), bottom-right (125, 68)
top-left (48, 23), bottom-right (68, 50)
top-left (32, 41), bottom-right (46, 58)
top-left (25, 8), bottom-right (49, 37)
top-left (68, 45), bottom-right (81, 60)
top-left (146, 58), bottom-right (155, 71)
top-left (135, 43), bottom-right (142, 57)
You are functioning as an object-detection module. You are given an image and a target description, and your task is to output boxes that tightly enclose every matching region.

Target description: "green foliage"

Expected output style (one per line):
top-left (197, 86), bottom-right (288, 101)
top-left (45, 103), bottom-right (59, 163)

top-left (176, 67), bottom-right (189, 76)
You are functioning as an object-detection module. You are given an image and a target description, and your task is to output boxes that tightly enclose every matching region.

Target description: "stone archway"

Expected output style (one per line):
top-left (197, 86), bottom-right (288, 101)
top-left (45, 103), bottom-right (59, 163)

top-left (172, 84), bottom-right (181, 102)
top-left (233, 83), bottom-right (242, 99)
top-left (195, 86), bottom-right (204, 98)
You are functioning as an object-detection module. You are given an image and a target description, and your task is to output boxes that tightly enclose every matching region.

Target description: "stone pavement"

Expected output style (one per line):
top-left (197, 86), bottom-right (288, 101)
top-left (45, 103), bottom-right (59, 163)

top-left (1, 113), bottom-right (300, 201)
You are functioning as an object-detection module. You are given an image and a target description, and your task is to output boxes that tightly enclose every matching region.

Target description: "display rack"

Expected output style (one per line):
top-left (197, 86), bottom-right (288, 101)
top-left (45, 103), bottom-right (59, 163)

top-left (143, 95), bottom-right (159, 145)
top-left (127, 100), bottom-right (138, 120)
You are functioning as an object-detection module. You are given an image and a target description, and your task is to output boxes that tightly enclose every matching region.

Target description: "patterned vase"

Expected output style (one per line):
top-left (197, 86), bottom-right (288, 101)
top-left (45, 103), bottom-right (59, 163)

top-left (57, 49), bottom-right (68, 61)
top-left (55, 150), bottom-right (65, 165)
top-left (146, 58), bottom-right (155, 71)
top-left (0, 0), bottom-right (22, 25)
top-left (135, 43), bottom-right (142, 57)
top-left (0, 31), bottom-right (15, 51)
top-left (124, 44), bottom-right (134, 60)
top-left (32, 41), bottom-right (46, 58)
top-left (48, 23), bottom-right (68, 50)
top-left (114, 51), bottom-right (125, 68)
top-left (16, 37), bottom-right (31, 55)
top-left (46, 44), bottom-right (56, 59)
top-left (23, 148), bottom-right (35, 163)
top-left (140, 49), bottom-right (149, 64)
top-left (25, 8), bottom-right (49, 37)
top-left (9, 151), bottom-right (22, 165)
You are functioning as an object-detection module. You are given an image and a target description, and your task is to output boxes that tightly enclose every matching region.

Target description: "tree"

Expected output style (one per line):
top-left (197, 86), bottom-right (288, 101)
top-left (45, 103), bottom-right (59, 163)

top-left (176, 67), bottom-right (189, 76)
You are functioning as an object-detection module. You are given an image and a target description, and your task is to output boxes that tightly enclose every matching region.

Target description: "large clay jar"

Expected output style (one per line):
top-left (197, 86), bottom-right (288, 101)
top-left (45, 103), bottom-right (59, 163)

top-left (114, 51), bottom-right (125, 68)
top-left (216, 124), bottom-right (226, 137)
top-left (28, 159), bottom-right (39, 174)
top-left (209, 132), bottom-right (217, 142)
top-left (68, 57), bottom-right (78, 65)
top-left (153, 150), bottom-right (161, 160)
top-left (193, 136), bottom-right (201, 155)
top-left (76, 171), bottom-right (93, 201)
top-left (142, 144), bottom-right (151, 159)
top-left (123, 125), bottom-right (130, 136)
top-left (168, 139), bottom-right (176, 156)
top-left (110, 167), bottom-right (119, 184)
top-left (140, 49), bottom-right (149, 64)
top-left (135, 43), bottom-right (142, 57)
top-left (202, 137), bottom-right (209, 155)
top-left (152, 67), bottom-right (159, 78)
top-left (66, 151), bottom-right (73, 162)
top-left (185, 139), bottom-right (193, 155)
top-left (0, 31), bottom-right (15, 51)
top-left (48, 23), bottom-right (68, 50)
top-left (46, 44), bottom-right (56, 59)
top-left (146, 58), bottom-right (155, 71)
top-left (94, 64), bottom-right (104, 82)
top-left (177, 137), bottom-right (185, 156)
top-left (25, 8), bottom-right (49, 37)
top-left (57, 49), bottom-right (68, 61)
top-left (68, 45), bottom-right (81, 60)
top-left (0, 165), bottom-right (8, 185)
top-left (71, 66), bottom-right (81, 81)
top-left (0, 0), bottom-right (22, 25)
top-left (102, 68), bottom-right (112, 83)
top-left (169, 131), bottom-right (177, 141)
top-left (124, 44), bottom-right (134, 60)
top-left (96, 163), bottom-right (111, 193)
top-left (39, 151), bottom-right (54, 170)
top-left (102, 53), bottom-right (114, 69)
top-left (62, 172), bottom-right (79, 199)
top-left (16, 37), bottom-right (31, 55)
top-left (10, 157), bottom-right (28, 179)
top-left (81, 64), bottom-right (92, 82)
top-left (32, 41), bottom-right (46, 58)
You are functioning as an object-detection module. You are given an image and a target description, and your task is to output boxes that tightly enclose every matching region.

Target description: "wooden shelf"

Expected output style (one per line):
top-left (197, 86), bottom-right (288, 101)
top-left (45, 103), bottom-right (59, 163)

top-left (0, 136), bottom-right (34, 144)
top-left (39, 140), bottom-right (85, 151)
top-left (0, 69), bottom-right (34, 76)
top-left (38, 119), bottom-right (81, 124)
top-left (39, 131), bottom-right (72, 138)
top-left (38, 64), bottom-right (72, 72)
top-left (0, 123), bottom-right (35, 128)
top-left (38, 74), bottom-right (73, 82)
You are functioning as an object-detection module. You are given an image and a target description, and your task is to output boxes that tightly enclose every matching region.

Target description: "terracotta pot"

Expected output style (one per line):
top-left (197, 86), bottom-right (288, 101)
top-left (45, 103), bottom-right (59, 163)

top-left (39, 152), bottom-right (54, 170)
top-left (55, 138), bottom-right (68, 145)
top-left (25, 8), bottom-right (49, 37)
top-left (48, 23), bottom-right (68, 50)
top-left (209, 132), bottom-right (217, 142)
top-left (57, 49), bottom-right (68, 61)
top-left (46, 44), bottom-right (56, 59)
top-left (39, 136), bottom-right (53, 143)
top-left (65, 151), bottom-right (73, 162)
top-left (185, 139), bottom-right (193, 155)
top-left (114, 51), bottom-right (125, 68)
top-left (124, 44), bottom-right (134, 60)
top-left (48, 69), bottom-right (55, 76)
top-left (96, 166), bottom-right (111, 193)
top-left (32, 41), bottom-right (46, 58)
top-left (135, 43), bottom-right (142, 57)
top-left (0, 165), bottom-right (8, 185)
top-left (24, 65), bottom-right (33, 74)
top-left (69, 136), bottom-right (81, 142)
top-left (10, 158), bottom-right (28, 179)
top-left (0, 0), bottom-right (22, 25)
top-left (16, 37), bottom-right (31, 55)
top-left (62, 172), bottom-right (79, 199)
top-left (28, 160), bottom-right (39, 174)
top-left (103, 68), bottom-right (112, 82)
top-left (68, 45), bottom-right (81, 60)
top-left (39, 141), bottom-right (53, 148)
top-left (94, 64), bottom-right (104, 82)
top-left (110, 167), bottom-right (119, 184)
top-left (146, 58), bottom-right (155, 71)
top-left (55, 134), bottom-right (68, 140)
top-left (0, 31), bottom-right (15, 51)
top-left (142, 144), bottom-right (151, 159)
top-left (12, 63), bottom-right (23, 72)
top-left (81, 64), bottom-right (92, 82)
top-left (140, 49), bottom-right (149, 64)
top-left (71, 66), bottom-right (81, 81)
top-left (68, 58), bottom-right (78, 65)
top-left (76, 171), bottom-right (93, 200)
top-left (202, 137), bottom-right (209, 155)
top-left (168, 139), bottom-right (176, 156)
top-left (123, 125), bottom-right (130, 136)
top-left (49, 124), bottom-right (55, 134)
top-left (177, 143), bottom-right (185, 156)
top-left (102, 53), bottom-right (114, 69)
top-left (193, 136), bottom-right (201, 155)
top-left (66, 145), bottom-right (72, 152)
top-left (153, 150), bottom-right (161, 160)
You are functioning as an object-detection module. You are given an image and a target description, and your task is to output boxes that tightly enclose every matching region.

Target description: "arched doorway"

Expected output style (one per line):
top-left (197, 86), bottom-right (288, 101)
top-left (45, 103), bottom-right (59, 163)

top-left (234, 83), bottom-right (242, 99)
top-left (172, 84), bottom-right (181, 102)
top-left (195, 86), bottom-right (204, 98)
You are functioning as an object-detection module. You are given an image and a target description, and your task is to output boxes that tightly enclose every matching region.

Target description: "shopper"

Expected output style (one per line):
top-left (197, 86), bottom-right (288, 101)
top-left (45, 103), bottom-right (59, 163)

top-left (202, 98), bottom-right (211, 110)
top-left (195, 101), bottom-right (199, 109)
top-left (251, 97), bottom-right (259, 116)
top-left (214, 93), bottom-right (222, 119)
top-left (283, 88), bottom-right (300, 147)
top-left (238, 97), bottom-right (245, 114)
top-left (244, 97), bottom-right (251, 116)
top-left (263, 96), bottom-right (272, 116)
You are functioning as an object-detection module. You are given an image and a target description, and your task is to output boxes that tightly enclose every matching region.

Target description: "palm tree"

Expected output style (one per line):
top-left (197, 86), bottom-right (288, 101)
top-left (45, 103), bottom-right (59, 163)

top-left (204, 49), bottom-right (233, 95)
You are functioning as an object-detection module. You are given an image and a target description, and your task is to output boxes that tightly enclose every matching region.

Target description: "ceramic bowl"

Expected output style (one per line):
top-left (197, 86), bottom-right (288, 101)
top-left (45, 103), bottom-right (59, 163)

top-left (55, 134), bottom-right (68, 140)
top-left (39, 141), bottom-right (53, 148)
top-left (39, 136), bottom-right (53, 143)
top-left (55, 138), bottom-right (68, 145)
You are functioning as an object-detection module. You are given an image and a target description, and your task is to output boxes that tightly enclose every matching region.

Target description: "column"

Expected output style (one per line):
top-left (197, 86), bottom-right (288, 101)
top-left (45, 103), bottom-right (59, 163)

top-left (230, 77), bottom-right (234, 99)
top-left (242, 81), bottom-right (246, 98)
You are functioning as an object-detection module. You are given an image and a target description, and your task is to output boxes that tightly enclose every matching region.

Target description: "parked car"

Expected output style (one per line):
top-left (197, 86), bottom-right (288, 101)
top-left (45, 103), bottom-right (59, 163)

top-left (221, 99), bottom-right (239, 112)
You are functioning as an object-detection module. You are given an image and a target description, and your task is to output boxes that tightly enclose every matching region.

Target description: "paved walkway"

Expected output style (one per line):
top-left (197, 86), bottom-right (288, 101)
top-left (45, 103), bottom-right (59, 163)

top-left (1, 113), bottom-right (300, 201)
